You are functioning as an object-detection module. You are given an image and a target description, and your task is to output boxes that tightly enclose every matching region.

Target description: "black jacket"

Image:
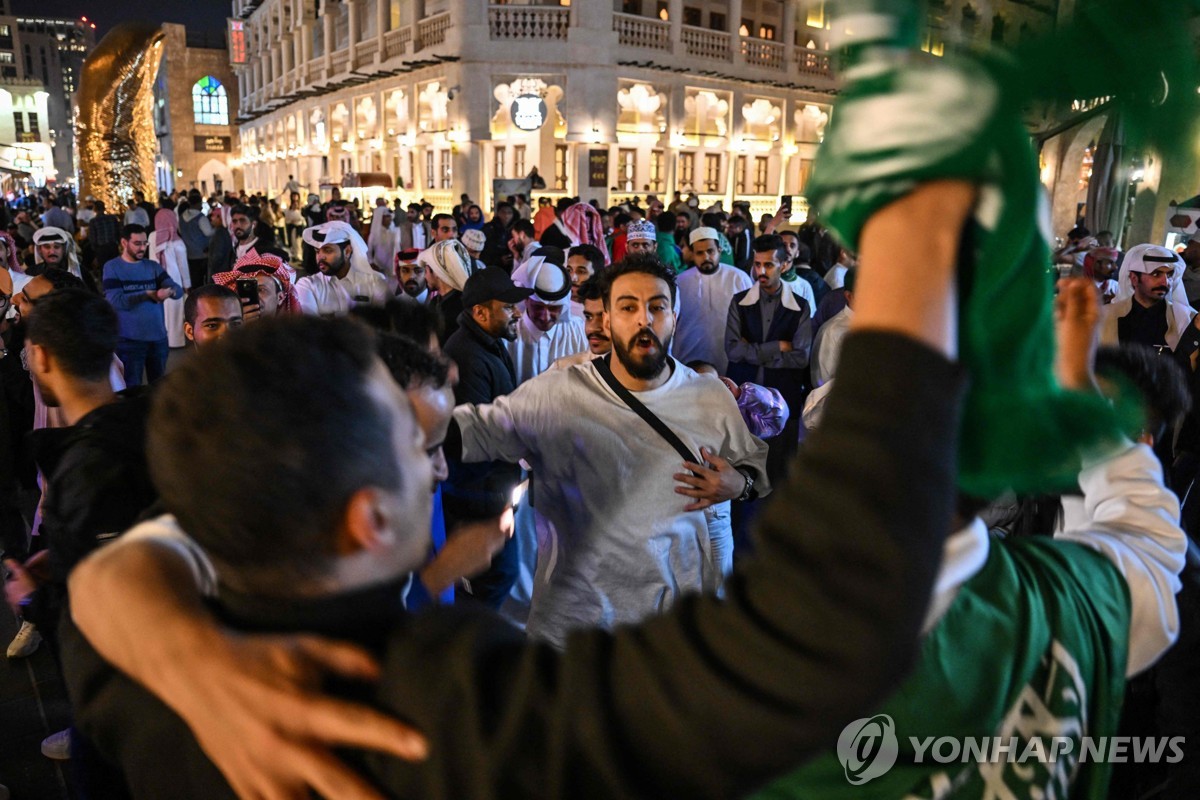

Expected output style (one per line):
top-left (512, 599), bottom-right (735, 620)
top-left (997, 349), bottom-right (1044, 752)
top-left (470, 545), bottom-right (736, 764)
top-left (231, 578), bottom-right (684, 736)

top-left (25, 390), bottom-right (156, 634)
top-left (69, 332), bottom-right (964, 800)
top-left (441, 313), bottom-right (521, 517)
top-left (431, 290), bottom-right (465, 346)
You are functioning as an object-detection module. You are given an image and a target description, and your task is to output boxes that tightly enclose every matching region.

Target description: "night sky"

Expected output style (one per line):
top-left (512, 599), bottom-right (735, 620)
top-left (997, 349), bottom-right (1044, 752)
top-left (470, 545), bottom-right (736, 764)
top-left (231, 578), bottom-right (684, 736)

top-left (11, 0), bottom-right (229, 36)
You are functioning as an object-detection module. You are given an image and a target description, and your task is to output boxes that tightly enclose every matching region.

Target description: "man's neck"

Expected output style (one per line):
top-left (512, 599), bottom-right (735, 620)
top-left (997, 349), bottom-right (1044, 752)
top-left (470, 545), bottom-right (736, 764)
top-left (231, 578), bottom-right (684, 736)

top-left (609, 353), bottom-right (672, 392)
top-left (120, 253), bottom-right (140, 263)
top-left (58, 380), bottom-right (118, 426)
top-left (761, 281), bottom-right (782, 296)
top-left (1134, 293), bottom-right (1163, 309)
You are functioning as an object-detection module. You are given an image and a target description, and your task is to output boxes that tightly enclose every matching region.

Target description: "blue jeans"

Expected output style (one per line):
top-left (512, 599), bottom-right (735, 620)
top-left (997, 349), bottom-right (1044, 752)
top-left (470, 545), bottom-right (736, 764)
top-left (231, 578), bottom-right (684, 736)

top-left (116, 337), bottom-right (169, 386)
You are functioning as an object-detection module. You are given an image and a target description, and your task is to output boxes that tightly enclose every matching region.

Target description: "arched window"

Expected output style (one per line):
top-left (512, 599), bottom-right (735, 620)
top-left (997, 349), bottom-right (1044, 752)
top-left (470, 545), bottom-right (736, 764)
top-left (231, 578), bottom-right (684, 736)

top-left (193, 76), bottom-right (228, 126)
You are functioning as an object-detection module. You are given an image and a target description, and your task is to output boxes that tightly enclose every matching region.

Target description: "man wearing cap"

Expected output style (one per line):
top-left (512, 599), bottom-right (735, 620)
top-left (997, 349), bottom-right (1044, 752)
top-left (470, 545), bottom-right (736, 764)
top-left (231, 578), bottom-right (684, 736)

top-left (1101, 244), bottom-right (1196, 351)
top-left (30, 227), bottom-right (94, 291)
top-left (625, 218), bottom-right (657, 257)
top-left (296, 221), bottom-right (389, 317)
top-left (507, 249), bottom-right (589, 385)
top-left (460, 228), bottom-right (487, 269)
top-left (673, 227), bottom-right (753, 376)
top-left (394, 248), bottom-right (427, 303)
top-left (442, 268), bottom-right (534, 608)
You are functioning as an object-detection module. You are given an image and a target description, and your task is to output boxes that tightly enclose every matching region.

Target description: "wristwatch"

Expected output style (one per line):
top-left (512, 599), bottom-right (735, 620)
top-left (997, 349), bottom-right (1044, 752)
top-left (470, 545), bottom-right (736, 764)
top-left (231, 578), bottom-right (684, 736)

top-left (735, 469), bottom-right (756, 503)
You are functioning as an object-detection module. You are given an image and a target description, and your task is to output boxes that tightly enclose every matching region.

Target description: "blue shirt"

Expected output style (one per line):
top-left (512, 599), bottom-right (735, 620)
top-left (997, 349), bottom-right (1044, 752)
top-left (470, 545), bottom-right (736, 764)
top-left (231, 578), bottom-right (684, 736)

top-left (102, 257), bottom-right (181, 342)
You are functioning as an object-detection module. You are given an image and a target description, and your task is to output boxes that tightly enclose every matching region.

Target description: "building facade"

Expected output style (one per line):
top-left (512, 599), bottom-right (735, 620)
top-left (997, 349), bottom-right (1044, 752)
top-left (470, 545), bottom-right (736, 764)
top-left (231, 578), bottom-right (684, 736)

top-left (153, 23), bottom-right (244, 197)
top-left (229, 0), bottom-right (1062, 215)
top-left (14, 15), bottom-right (95, 184)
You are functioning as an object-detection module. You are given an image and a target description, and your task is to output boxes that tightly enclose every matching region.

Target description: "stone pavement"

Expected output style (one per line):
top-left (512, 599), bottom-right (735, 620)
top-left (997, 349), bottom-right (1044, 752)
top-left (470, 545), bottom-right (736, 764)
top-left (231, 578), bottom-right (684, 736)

top-left (0, 607), bottom-right (74, 800)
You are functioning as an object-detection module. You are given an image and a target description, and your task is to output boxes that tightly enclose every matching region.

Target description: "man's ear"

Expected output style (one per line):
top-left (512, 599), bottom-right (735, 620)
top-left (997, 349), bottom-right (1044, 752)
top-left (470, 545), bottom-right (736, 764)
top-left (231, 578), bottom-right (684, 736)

top-left (184, 322), bottom-right (195, 343)
top-left (26, 342), bottom-right (51, 378)
top-left (337, 487), bottom-right (392, 555)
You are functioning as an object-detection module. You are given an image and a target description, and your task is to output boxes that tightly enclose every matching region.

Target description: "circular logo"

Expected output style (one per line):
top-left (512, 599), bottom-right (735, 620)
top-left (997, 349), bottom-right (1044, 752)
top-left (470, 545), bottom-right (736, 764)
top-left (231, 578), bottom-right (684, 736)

top-left (836, 714), bottom-right (899, 786)
top-left (510, 94), bottom-right (548, 132)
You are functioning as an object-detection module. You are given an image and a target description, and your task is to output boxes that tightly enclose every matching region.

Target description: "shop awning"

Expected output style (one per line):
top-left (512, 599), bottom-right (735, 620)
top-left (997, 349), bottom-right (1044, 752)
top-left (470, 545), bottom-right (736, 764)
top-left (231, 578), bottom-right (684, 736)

top-left (342, 172), bottom-right (394, 189)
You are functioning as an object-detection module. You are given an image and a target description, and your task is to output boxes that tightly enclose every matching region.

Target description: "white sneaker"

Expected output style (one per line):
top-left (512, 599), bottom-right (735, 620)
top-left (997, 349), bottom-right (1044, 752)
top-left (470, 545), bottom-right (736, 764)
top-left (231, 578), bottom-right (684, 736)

top-left (6, 620), bottom-right (41, 658)
top-left (41, 728), bottom-right (71, 760)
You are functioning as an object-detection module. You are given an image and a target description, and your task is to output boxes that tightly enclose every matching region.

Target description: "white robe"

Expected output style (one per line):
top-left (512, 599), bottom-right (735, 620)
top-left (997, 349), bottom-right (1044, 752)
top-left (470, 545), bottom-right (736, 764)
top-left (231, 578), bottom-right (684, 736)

top-left (150, 232), bottom-right (191, 348)
top-left (673, 265), bottom-right (752, 375)
top-left (505, 311), bottom-right (589, 386)
top-left (295, 269), bottom-right (389, 317)
top-left (454, 358), bottom-right (770, 647)
top-left (811, 305), bottom-right (853, 387)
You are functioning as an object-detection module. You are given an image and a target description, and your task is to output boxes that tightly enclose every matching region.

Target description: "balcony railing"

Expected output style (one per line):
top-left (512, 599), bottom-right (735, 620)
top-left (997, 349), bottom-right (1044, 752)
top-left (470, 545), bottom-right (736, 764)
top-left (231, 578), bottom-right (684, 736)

top-left (794, 46), bottom-right (833, 77)
top-left (612, 12), bottom-right (670, 51)
top-left (358, 38), bottom-right (379, 60)
top-left (489, 5), bottom-right (570, 40)
top-left (383, 26), bottom-right (411, 59)
top-left (330, 48), bottom-right (350, 74)
top-left (681, 25), bottom-right (731, 61)
top-left (742, 38), bottom-right (784, 70)
top-left (416, 12), bottom-right (451, 49)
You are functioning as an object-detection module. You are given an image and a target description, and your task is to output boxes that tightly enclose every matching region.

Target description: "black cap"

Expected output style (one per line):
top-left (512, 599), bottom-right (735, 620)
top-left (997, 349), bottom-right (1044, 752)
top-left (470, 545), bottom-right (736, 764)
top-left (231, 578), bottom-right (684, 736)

top-left (462, 267), bottom-right (534, 309)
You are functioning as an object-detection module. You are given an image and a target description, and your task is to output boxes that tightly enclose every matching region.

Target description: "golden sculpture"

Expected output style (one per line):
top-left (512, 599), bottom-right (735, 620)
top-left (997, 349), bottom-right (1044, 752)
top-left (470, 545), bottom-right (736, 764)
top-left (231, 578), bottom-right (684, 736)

top-left (76, 23), bottom-right (165, 210)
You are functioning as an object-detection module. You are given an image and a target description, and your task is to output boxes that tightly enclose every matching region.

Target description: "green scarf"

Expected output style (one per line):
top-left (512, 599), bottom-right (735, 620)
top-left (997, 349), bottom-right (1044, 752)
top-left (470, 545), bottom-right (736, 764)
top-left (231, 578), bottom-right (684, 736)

top-left (806, 0), bottom-right (1197, 496)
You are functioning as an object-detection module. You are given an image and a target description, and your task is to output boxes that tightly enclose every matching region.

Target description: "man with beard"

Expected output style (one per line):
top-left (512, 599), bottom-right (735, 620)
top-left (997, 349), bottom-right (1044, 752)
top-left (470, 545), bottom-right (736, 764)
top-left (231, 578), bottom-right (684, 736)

top-left (674, 227), bottom-right (752, 375)
top-left (394, 249), bottom-right (427, 302)
top-left (1102, 244), bottom-right (1196, 352)
top-left (507, 250), bottom-right (589, 385)
top-left (295, 221), bottom-right (389, 317)
top-left (567, 243), bottom-right (605, 319)
top-left (624, 218), bottom-right (657, 257)
top-left (102, 226), bottom-right (182, 387)
top-left (727, 234), bottom-right (814, 484)
top-left (551, 276), bottom-right (610, 369)
top-left (397, 203), bottom-right (432, 252)
top-left (442, 268), bottom-right (534, 608)
top-left (229, 206), bottom-right (259, 263)
top-left (30, 227), bottom-right (92, 291)
top-left (450, 255), bottom-right (768, 646)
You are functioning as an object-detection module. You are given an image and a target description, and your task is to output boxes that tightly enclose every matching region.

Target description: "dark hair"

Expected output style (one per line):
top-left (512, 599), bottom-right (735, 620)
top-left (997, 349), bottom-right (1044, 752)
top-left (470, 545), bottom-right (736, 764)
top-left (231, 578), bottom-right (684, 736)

top-left (599, 253), bottom-right (677, 308)
top-left (121, 224), bottom-right (147, 240)
top-left (37, 268), bottom-right (85, 293)
top-left (26, 289), bottom-right (118, 382)
top-left (1095, 344), bottom-right (1192, 444)
top-left (701, 212), bottom-right (726, 228)
top-left (93, 200), bottom-right (106, 214)
top-left (230, 204), bottom-right (256, 220)
top-left (752, 234), bottom-right (788, 264)
top-left (159, 197), bottom-right (175, 210)
top-left (350, 299), bottom-right (443, 345)
top-left (654, 212), bottom-right (675, 234)
top-left (792, 240), bottom-right (812, 264)
top-left (577, 275), bottom-right (605, 304)
top-left (511, 219), bottom-right (535, 237)
top-left (568, 244), bottom-right (606, 275)
top-left (843, 267), bottom-right (857, 294)
top-left (613, 212), bottom-right (632, 228)
top-left (555, 197), bottom-right (574, 216)
top-left (726, 215), bottom-right (747, 229)
top-left (375, 332), bottom-right (450, 390)
top-left (1068, 225), bottom-right (1090, 240)
top-left (495, 201), bottom-right (515, 213)
top-left (147, 317), bottom-right (402, 588)
top-left (184, 284), bottom-right (239, 326)
top-left (540, 225), bottom-right (572, 250)
top-left (432, 213), bottom-right (456, 229)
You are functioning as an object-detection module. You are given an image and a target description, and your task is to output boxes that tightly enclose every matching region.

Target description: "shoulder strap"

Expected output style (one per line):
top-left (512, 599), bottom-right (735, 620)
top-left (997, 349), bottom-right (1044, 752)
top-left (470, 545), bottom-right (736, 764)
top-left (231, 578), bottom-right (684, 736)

top-left (593, 355), bottom-right (699, 465)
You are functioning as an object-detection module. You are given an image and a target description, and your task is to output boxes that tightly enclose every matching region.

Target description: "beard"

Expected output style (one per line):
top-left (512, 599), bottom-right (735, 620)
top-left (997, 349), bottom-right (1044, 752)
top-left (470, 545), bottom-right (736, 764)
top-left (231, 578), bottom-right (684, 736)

top-left (697, 260), bottom-right (719, 275)
top-left (613, 327), bottom-right (670, 380)
top-left (318, 252), bottom-right (345, 274)
top-left (403, 281), bottom-right (424, 296)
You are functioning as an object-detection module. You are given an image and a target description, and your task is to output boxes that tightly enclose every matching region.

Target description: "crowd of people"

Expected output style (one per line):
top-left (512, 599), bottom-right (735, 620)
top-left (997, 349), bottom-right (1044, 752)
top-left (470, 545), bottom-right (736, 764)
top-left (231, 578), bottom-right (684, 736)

top-left (0, 166), bottom-right (1194, 800)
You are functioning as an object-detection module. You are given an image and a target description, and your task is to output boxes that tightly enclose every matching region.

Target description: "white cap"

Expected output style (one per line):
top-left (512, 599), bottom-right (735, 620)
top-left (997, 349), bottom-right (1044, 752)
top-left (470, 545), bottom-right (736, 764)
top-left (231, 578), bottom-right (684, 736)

top-left (689, 227), bottom-right (720, 246)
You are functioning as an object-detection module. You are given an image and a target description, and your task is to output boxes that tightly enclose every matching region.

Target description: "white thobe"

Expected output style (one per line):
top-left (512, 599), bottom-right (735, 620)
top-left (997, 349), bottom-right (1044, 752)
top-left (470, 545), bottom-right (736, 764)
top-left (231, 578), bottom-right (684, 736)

top-left (811, 305), bottom-right (853, 387)
top-left (454, 358), bottom-right (770, 647)
top-left (673, 265), bottom-right (752, 375)
top-left (504, 312), bottom-right (589, 386)
top-left (295, 269), bottom-right (389, 317)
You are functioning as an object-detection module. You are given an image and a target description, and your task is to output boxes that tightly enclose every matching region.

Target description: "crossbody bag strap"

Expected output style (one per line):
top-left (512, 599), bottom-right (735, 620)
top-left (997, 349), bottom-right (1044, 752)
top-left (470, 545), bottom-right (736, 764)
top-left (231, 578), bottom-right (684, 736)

top-left (593, 355), bottom-right (699, 465)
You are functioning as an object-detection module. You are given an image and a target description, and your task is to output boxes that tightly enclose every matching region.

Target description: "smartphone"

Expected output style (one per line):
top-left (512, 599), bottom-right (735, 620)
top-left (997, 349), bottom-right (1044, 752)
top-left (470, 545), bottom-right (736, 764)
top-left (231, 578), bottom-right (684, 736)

top-left (235, 278), bottom-right (259, 307)
top-left (780, 195), bottom-right (793, 214)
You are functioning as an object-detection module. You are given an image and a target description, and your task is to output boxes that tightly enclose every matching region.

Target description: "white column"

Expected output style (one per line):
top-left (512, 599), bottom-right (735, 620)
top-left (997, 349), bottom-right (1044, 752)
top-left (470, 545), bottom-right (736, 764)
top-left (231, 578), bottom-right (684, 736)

top-left (782, 0), bottom-right (797, 69)
top-left (376, 0), bottom-right (388, 60)
top-left (323, 10), bottom-right (335, 68)
top-left (412, 0), bottom-right (426, 50)
top-left (729, 0), bottom-right (744, 64)
top-left (347, 0), bottom-right (361, 70)
top-left (668, 0), bottom-right (682, 55)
